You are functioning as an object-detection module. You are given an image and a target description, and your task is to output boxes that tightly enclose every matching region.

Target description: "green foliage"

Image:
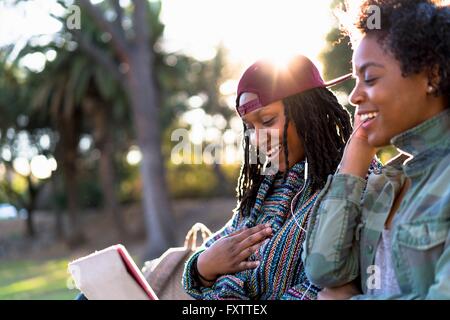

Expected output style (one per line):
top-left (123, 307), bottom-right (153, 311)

top-left (116, 159), bottom-right (142, 204)
top-left (1, 0), bottom-right (241, 220)
top-left (319, 0), bottom-right (355, 103)
top-left (167, 163), bottom-right (239, 199)
top-left (320, 27), bottom-right (355, 99)
top-left (77, 175), bottom-right (104, 209)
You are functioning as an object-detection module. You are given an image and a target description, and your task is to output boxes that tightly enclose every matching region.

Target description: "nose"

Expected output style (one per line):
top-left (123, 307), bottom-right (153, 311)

top-left (349, 81), bottom-right (366, 106)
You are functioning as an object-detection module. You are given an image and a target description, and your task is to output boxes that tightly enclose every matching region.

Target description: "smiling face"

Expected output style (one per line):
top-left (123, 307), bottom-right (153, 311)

top-left (349, 34), bottom-right (447, 148)
top-left (239, 92), bottom-right (304, 172)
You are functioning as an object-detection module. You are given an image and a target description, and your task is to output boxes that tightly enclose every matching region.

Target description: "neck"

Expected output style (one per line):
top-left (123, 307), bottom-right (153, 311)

top-left (425, 94), bottom-right (447, 119)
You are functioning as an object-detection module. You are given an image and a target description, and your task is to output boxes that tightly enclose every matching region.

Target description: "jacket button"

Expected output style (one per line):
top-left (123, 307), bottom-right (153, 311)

top-left (367, 245), bottom-right (373, 254)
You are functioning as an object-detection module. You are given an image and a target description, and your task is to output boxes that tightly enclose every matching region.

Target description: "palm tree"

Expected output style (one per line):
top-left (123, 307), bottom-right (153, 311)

top-left (6, 0), bottom-right (232, 256)
top-left (0, 50), bottom-right (52, 237)
top-left (22, 49), bottom-right (87, 244)
top-left (15, 35), bottom-right (132, 243)
top-left (63, 0), bottom-right (177, 257)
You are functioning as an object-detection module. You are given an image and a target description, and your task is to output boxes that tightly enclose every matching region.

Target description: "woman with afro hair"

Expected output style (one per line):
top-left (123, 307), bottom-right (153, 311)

top-left (303, 0), bottom-right (450, 299)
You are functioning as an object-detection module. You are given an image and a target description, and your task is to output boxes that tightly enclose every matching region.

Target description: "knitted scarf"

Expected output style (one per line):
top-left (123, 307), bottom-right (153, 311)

top-left (183, 161), bottom-right (320, 300)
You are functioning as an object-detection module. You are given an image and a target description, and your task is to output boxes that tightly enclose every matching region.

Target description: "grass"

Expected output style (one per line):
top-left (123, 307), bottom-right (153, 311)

top-left (0, 254), bottom-right (144, 300)
top-left (0, 259), bottom-right (79, 300)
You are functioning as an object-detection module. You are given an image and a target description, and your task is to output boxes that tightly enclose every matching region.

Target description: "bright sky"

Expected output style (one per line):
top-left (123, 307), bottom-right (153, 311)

top-left (0, 0), bottom-right (335, 73)
top-left (0, 1), bottom-right (60, 47)
top-left (160, 0), bottom-right (334, 70)
top-left (0, 0), bottom-right (337, 168)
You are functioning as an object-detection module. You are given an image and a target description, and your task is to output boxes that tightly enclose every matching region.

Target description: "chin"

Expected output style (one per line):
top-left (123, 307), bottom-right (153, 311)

top-left (368, 133), bottom-right (391, 148)
top-left (270, 157), bottom-right (285, 173)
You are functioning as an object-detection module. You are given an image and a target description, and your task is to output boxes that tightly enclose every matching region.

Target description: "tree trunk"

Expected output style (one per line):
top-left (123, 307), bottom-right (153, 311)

top-left (25, 209), bottom-right (35, 238)
top-left (76, 0), bottom-right (175, 258)
top-left (57, 115), bottom-right (85, 247)
top-left (63, 152), bottom-right (85, 247)
top-left (91, 100), bottom-right (126, 237)
top-left (25, 176), bottom-right (37, 238)
top-left (127, 48), bottom-right (176, 259)
top-left (52, 175), bottom-right (65, 240)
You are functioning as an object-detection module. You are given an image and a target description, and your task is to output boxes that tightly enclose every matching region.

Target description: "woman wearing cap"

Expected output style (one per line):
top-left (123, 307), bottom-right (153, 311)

top-left (303, 0), bottom-right (450, 299)
top-left (182, 55), bottom-right (373, 299)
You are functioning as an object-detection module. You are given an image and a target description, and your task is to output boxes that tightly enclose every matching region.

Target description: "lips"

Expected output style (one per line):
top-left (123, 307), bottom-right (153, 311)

top-left (265, 144), bottom-right (282, 161)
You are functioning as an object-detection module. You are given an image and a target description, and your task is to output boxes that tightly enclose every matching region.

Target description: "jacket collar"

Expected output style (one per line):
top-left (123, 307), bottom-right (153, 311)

top-left (390, 109), bottom-right (450, 177)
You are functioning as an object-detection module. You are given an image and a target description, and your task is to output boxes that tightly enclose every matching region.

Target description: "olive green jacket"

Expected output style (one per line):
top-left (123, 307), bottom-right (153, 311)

top-left (303, 109), bottom-right (450, 299)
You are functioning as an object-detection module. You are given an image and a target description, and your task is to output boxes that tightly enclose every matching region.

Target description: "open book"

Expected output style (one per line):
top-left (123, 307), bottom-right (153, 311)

top-left (68, 244), bottom-right (158, 300)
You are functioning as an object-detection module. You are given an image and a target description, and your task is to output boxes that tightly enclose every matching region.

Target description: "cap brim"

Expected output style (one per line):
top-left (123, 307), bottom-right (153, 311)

top-left (324, 73), bottom-right (353, 87)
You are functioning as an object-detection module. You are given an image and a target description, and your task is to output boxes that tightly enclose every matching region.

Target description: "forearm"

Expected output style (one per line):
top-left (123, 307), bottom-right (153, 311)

top-left (182, 251), bottom-right (216, 298)
top-left (304, 174), bottom-right (366, 287)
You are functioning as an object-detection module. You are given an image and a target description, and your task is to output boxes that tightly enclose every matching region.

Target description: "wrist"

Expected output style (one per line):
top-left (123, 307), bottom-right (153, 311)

top-left (196, 252), bottom-right (217, 282)
top-left (339, 139), bottom-right (376, 177)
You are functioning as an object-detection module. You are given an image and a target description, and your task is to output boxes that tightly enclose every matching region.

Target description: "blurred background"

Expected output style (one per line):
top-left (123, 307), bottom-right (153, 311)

top-left (0, 0), bottom-right (398, 299)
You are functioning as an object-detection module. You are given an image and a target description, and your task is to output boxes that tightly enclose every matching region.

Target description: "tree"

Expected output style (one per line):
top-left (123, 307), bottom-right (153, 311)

top-left (3, 0), bottom-right (237, 253)
top-left (188, 46), bottom-right (238, 195)
top-left (66, 0), bottom-right (176, 257)
top-left (319, 0), bottom-right (355, 104)
top-left (0, 49), bottom-right (47, 238)
top-left (13, 27), bottom-right (133, 242)
top-left (22, 49), bottom-right (87, 244)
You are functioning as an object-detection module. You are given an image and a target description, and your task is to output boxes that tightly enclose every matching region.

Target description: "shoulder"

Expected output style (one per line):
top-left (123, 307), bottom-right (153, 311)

top-left (424, 154), bottom-right (450, 203)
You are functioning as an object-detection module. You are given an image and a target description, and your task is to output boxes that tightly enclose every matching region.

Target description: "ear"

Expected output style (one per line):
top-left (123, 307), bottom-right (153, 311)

top-left (427, 65), bottom-right (441, 95)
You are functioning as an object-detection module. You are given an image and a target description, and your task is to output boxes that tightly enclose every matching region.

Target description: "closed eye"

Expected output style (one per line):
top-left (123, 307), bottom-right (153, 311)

top-left (364, 78), bottom-right (378, 85)
top-left (262, 118), bottom-right (275, 126)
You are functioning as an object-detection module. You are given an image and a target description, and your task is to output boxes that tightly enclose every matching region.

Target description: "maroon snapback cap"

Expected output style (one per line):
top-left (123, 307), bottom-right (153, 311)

top-left (236, 55), bottom-right (352, 117)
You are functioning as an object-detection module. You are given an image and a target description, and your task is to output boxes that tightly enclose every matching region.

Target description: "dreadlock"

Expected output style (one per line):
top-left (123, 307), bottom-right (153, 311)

top-left (235, 122), bottom-right (265, 217)
top-left (282, 105), bottom-right (290, 180)
top-left (284, 87), bottom-right (352, 190)
top-left (236, 87), bottom-right (352, 217)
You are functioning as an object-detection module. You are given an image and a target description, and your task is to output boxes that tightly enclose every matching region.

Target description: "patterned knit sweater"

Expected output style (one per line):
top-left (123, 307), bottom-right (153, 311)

top-left (182, 161), bottom-right (321, 300)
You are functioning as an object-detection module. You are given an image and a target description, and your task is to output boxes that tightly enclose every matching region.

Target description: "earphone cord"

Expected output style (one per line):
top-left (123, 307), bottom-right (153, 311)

top-left (290, 160), bottom-right (308, 232)
top-left (291, 119), bottom-right (367, 232)
top-left (290, 164), bottom-right (314, 300)
top-left (292, 120), bottom-right (367, 300)
top-left (301, 282), bottom-right (313, 300)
